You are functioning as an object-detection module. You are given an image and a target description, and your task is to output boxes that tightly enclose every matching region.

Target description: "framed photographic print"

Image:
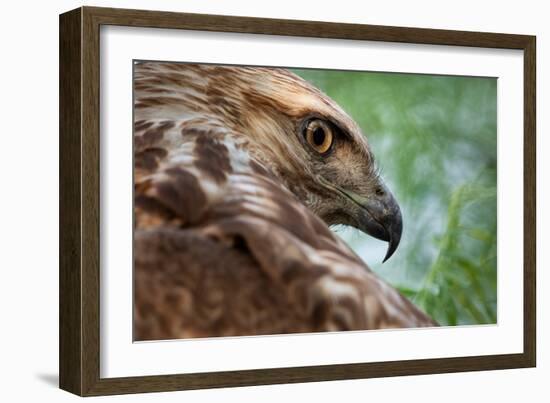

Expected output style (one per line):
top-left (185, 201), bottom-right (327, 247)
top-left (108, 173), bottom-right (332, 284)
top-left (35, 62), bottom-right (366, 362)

top-left (59, 6), bottom-right (536, 396)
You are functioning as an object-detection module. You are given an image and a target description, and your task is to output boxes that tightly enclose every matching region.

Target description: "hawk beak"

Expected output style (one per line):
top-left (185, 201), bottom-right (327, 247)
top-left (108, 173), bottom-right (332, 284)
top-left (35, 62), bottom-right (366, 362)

top-left (318, 177), bottom-right (403, 262)
top-left (341, 182), bottom-right (403, 263)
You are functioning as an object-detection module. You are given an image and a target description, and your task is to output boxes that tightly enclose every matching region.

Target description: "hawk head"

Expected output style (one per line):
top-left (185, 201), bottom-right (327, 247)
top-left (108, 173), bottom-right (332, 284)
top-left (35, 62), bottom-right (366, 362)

top-left (214, 67), bottom-right (403, 261)
top-left (135, 63), bottom-right (403, 261)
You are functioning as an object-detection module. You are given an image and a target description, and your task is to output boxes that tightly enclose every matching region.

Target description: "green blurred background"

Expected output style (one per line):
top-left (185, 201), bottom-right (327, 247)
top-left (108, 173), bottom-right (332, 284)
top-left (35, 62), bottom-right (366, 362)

top-left (292, 68), bottom-right (497, 326)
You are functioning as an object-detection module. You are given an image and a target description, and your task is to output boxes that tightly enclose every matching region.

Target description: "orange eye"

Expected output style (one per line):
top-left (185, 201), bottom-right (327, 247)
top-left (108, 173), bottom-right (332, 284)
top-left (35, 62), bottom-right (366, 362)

top-left (305, 119), bottom-right (334, 154)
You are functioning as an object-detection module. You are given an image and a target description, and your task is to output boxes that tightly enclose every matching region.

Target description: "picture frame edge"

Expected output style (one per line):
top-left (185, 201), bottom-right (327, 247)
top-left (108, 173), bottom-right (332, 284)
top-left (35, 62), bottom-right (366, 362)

top-left (59, 6), bottom-right (537, 396)
top-left (59, 6), bottom-right (84, 397)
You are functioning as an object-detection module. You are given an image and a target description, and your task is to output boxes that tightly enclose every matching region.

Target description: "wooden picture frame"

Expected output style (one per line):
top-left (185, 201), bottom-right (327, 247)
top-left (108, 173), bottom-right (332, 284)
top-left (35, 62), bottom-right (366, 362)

top-left (59, 6), bottom-right (536, 396)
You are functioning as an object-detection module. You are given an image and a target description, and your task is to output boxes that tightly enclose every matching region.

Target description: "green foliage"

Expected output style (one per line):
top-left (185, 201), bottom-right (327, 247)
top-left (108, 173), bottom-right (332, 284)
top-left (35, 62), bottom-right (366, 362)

top-left (291, 68), bottom-right (497, 326)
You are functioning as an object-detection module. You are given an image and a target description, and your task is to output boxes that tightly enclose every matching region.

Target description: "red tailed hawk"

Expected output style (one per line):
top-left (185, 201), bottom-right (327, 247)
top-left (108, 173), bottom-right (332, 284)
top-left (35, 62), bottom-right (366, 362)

top-left (133, 62), bottom-right (436, 340)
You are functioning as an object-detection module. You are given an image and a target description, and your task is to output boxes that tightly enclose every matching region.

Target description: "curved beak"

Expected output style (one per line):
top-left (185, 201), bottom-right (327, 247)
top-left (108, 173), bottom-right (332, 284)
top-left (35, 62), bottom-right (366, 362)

top-left (342, 182), bottom-right (403, 262)
top-left (318, 177), bottom-right (403, 262)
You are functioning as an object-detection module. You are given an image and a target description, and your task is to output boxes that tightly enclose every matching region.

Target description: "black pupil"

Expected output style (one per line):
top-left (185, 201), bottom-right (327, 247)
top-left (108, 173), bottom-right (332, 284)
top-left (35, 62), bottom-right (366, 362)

top-left (312, 127), bottom-right (325, 146)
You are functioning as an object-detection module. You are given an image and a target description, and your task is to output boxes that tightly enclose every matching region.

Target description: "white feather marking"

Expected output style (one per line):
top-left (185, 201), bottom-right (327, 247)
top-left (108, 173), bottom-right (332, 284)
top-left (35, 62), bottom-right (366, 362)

top-left (223, 139), bottom-right (251, 173)
top-left (317, 277), bottom-right (360, 303)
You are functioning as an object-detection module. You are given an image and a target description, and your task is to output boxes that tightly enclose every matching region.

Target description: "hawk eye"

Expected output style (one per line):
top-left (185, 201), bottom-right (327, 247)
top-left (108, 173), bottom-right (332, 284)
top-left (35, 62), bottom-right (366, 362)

top-left (304, 119), bottom-right (334, 155)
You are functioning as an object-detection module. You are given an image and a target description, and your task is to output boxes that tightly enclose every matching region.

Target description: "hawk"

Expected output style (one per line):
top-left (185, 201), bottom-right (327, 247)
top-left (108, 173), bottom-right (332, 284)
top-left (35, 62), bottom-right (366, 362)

top-left (133, 62), bottom-right (435, 340)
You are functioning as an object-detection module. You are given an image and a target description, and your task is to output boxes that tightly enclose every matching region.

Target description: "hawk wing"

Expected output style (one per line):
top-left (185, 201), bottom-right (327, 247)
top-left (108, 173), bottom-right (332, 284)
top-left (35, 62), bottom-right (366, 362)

top-left (133, 118), bottom-right (435, 341)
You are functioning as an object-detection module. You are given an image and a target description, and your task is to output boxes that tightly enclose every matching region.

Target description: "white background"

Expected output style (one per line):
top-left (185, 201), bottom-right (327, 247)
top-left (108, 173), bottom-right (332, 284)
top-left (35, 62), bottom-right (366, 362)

top-left (0, 0), bottom-right (546, 402)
